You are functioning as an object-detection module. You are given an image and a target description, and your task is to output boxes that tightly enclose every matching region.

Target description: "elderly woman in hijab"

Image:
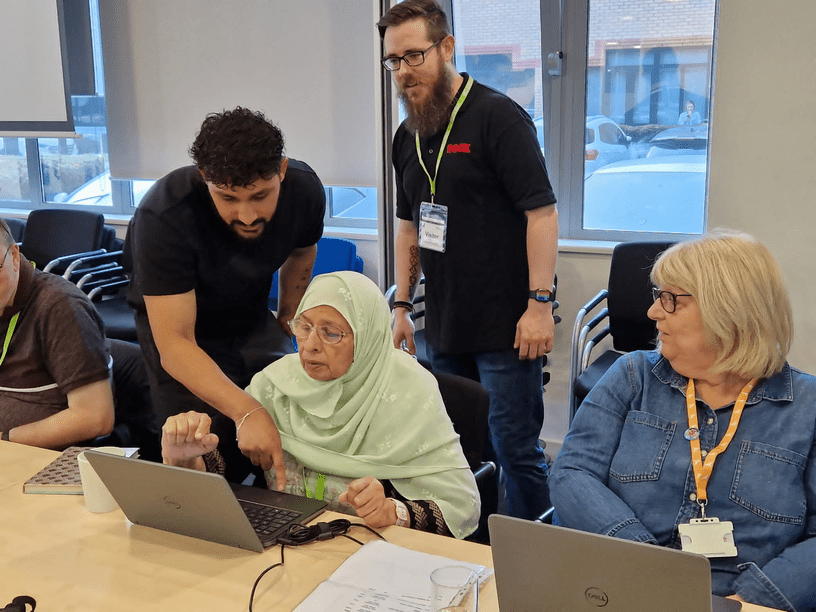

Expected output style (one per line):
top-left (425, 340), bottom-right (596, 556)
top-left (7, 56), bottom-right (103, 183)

top-left (162, 271), bottom-right (480, 539)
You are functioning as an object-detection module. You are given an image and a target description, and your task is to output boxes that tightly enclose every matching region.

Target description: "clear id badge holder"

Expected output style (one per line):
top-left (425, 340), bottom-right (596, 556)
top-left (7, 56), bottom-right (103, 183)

top-left (418, 202), bottom-right (448, 253)
top-left (678, 517), bottom-right (738, 558)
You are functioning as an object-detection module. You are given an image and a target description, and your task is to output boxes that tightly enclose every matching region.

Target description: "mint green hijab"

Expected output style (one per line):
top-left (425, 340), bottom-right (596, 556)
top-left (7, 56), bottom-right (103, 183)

top-left (247, 271), bottom-right (479, 538)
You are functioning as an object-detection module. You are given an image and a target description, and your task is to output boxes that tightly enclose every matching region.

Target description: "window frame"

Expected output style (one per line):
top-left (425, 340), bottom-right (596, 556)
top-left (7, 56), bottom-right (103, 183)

top-left (541, 0), bottom-right (714, 242)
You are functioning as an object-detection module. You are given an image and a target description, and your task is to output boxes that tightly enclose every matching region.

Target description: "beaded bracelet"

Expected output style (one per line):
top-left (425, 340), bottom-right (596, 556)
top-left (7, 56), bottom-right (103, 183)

top-left (393, 300), bottom-right (415, 313)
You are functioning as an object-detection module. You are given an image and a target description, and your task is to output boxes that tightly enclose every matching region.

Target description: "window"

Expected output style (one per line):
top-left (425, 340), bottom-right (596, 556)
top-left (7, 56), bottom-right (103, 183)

top-left (0, 0), bottom-right (142, 215)
top-left (324, 186), bottom-right (377, 229)
top-left (446, 0), bottom-right (717, 240)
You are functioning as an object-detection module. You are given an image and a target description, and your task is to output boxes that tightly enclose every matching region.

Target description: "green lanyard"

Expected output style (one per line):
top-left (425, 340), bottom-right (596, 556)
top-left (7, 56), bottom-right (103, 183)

top-left (0, 312), bottom-right (19, 368)
top-left (414, 75), bottom-right (474, 202)
top-left (302, 468), bottom-right (326, 501)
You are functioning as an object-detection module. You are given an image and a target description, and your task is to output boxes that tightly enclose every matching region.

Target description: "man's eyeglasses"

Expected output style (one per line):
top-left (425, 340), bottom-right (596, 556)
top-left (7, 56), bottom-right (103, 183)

top-left (381, 39), bottom-right (443, 71)
top-left (652, 287), bottom-right (692, 313)
top-left (288, 317), bottom-right (348, 345)
top-left (0, 243), bottom-right (13, 270)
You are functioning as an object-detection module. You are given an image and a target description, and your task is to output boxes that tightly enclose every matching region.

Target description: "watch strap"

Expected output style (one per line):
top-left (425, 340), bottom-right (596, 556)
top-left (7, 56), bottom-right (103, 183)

top-left (390, 498), bottom-right (410, 527)
top-left (529, 288), bottom-right (555, 303)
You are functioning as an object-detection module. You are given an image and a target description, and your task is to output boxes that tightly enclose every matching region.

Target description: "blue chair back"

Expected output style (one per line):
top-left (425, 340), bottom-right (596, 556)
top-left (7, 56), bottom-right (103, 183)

top-left (269, 237), bottom-right (364, 311)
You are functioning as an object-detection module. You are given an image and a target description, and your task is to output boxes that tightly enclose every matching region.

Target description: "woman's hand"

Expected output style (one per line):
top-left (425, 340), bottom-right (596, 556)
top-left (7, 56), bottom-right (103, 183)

top-left (161, 411), bottom-right (219, 470)
top-left (339, 476), bottom-right (398, 529)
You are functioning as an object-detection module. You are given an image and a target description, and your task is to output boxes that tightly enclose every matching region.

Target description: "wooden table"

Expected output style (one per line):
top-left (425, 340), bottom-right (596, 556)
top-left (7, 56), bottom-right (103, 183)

top-left (0, 442), bottom-right (496, 611)
top-left (0, 441), bottom-right (780, 611)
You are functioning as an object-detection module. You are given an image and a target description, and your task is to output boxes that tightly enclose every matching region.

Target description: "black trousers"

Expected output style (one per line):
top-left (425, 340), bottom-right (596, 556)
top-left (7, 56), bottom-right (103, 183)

top-left (135, 311), bottom-right (294, 484)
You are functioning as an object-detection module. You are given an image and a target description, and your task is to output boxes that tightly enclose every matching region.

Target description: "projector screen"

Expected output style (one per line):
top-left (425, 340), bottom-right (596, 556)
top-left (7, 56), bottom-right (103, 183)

top-left (0, 0), bottom-right (76, 137)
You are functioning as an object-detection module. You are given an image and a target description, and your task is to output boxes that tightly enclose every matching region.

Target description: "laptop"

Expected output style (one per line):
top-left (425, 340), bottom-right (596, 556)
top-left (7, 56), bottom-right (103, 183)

top-left (488, 515), bottom-right (742, 612)
top-left (85, 450), bottom-right (327, 553)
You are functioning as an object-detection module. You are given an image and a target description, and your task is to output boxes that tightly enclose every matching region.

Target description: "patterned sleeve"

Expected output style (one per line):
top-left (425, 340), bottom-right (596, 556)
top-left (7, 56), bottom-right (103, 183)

top-left (202, 449), bottom-right (226, 476)
top-left (385, 481), bottom-right (453, 537)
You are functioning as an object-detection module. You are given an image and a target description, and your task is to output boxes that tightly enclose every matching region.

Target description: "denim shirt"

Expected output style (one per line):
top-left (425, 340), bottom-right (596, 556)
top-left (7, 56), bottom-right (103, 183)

top-left (550, 351), bottom-right (816, 612)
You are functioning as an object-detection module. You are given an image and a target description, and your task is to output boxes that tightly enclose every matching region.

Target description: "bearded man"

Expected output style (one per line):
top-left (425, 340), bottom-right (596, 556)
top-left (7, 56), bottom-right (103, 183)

top-left (128, 107), bottom-right (325, 485)
top-left (378, 0), bottom-right (558, 523)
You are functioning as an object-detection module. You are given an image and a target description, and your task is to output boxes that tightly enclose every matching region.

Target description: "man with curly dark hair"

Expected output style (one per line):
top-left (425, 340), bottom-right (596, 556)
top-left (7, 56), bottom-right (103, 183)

top-left (128, 107), bottom-right (325, 487)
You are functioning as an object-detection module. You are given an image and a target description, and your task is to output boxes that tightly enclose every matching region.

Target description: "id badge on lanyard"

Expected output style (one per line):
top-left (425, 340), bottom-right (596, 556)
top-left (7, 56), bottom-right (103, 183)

top-left (414, 76), bottom-right (474, 255)
top-left (419, 201), bottom-right (448, 253)
top-left (678, 378), bottom-right (755, 558)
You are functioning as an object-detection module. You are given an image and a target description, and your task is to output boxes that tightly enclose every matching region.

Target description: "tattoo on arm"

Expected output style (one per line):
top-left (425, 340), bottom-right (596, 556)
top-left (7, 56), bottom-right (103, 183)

top-left (408, 245), bottom-right (419, 300)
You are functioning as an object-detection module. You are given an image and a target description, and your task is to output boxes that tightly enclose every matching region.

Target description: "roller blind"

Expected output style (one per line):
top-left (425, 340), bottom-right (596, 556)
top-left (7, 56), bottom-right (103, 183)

top-left (0, 0), bottom-right (76, 136)
top-left (99, 0), bottom-right (380, 187)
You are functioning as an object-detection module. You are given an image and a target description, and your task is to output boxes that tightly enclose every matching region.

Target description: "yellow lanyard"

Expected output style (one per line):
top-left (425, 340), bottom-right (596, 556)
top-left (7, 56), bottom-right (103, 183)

top-left (303, 468), bottom-right (326, 501)
top-left (685, 378), bottom-right (756, 513)
top-left (414, 75), bottom-right (474, 202)
top-left (0, 312), bottom-right (19, 368)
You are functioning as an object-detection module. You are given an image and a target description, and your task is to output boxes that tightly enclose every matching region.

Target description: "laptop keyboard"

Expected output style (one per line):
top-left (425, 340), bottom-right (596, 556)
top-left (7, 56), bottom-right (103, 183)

top-left (239, 500), bottom-right (301, 542)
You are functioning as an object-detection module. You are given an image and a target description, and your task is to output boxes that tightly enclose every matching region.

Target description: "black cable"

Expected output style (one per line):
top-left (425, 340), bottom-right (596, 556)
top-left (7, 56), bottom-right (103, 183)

top-left (247, 520), bottom-right (387, 610)
top-left (248, 544), bottom-right (285, 612)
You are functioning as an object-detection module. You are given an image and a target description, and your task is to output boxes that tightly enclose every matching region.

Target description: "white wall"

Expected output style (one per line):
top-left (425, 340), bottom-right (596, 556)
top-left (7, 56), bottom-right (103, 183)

top-left (540, 0), bottom-right (816, 446)
top-left (706, 0), bottom-right (816, 371)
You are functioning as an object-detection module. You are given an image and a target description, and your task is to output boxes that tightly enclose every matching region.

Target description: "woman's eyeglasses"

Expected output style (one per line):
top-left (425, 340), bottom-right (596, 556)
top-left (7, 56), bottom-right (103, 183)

top-left (652, 287), bottom-right (692, 313)
top-left (288, 317), bottom-right (348, 344)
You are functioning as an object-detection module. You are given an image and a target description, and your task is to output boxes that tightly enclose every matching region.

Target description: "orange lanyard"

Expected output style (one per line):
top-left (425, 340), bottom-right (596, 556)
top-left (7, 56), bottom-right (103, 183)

top-left (685, 378), bottom-right (756, 515)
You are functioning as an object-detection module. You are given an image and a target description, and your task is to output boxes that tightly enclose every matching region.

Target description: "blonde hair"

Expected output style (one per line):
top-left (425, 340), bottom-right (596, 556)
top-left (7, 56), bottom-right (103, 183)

top-left (651, 229), bottom-right (792, 379)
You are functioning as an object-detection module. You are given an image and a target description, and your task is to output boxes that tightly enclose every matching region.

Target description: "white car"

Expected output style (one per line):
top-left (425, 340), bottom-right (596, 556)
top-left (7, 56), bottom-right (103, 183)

top-left (584, 115), bottom-right (632, 176)
top-left (53, 171), bottom-right (154, 207)
top-left (583, 155), bottom-right (706, 234)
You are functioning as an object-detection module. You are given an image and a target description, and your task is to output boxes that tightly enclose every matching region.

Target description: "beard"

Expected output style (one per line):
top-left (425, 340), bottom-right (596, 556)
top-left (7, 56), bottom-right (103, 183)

top-left (228, 218), bottom-right (267, 241)
top-left (399, 63), bottom-right (455, 137)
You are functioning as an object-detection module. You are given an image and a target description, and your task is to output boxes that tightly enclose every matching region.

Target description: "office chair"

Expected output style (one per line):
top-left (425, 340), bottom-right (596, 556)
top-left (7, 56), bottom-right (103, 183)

top-left (72, 221), bottom-right (138, 342)
top-left (568, 240), bottom-right (675, 422)
top-left (20, 209), bottom-right (107, 273)
top-left (432, 370), bottom-right (496, 542)
top-left (2, 218), bottom-right (26, 243)
top-left (268, 236), bottom-right (364, 311)
top-left (90, 340), bottom-right (160, 461)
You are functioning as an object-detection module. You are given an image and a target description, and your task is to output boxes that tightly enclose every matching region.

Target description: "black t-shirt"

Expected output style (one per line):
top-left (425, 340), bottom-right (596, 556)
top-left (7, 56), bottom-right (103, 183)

top-left (128, 160), bottom-right (325, 339)
top-left (394, 76), bottom-right (556, 353)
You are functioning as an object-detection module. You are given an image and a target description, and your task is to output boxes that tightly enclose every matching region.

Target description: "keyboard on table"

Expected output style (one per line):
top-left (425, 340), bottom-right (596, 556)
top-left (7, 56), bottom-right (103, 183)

top-left (239, 500), bottom-right (302, 544)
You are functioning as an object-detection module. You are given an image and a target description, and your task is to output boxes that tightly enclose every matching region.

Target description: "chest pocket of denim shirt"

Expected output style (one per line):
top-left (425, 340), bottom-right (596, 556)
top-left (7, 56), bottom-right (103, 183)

top-left (609, 411), bottom-right (677, 483)
top-left (730, 441), bottom-right (807, 524)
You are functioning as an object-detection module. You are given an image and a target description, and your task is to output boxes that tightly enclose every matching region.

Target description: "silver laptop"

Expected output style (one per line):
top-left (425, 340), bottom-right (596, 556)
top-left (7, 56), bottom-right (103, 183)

top-left (85, 450), bottom-right (326, 553)
top-left (488, 515), bottom-right (742, 612)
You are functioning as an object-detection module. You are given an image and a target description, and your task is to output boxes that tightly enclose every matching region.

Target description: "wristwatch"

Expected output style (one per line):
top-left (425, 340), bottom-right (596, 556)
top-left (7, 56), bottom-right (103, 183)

top-left (529, 288), bottom-right (555, 303)
top-left (390, 498), bottom-right (410, 527)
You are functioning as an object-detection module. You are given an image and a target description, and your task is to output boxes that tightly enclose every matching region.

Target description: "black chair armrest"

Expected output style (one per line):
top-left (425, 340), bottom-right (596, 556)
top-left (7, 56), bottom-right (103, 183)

top-left (87, 278), bottom-right (130, 301)
top-left (76, 266), bottom-right (126, 290)
top-left (472, 460), bottom-right (497, 483)
top-left (62, 250), bottom-right (124, 278)
top-left (42, 249), bottom-right (108, 274)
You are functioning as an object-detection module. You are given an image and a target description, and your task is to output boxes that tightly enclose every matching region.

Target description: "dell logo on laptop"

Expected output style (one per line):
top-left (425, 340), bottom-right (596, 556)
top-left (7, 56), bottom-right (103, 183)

top-left (163, 496), bottom-right (182, 510)
top-left (585, 587), bottom-right (609, 607)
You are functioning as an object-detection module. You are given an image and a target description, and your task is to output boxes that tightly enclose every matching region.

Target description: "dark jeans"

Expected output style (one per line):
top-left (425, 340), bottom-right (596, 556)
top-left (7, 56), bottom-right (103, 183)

top-left (428, 346), bottom-right (551, 522)
top-left (135, 311), bottom-right (294, 484)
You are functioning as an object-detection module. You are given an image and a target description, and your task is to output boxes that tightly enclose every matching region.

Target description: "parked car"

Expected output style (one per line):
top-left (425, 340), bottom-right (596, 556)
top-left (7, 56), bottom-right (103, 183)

top-left (52, 171), bottom-right (154, 207)
top-left (583, 155), bottom-right (706, 234)
top-left (533, 114), bottom-right (631, 175)
top-left (584, 115), bottom-right (632, 176)
top-left (646, 125), bottom-right (708, 158)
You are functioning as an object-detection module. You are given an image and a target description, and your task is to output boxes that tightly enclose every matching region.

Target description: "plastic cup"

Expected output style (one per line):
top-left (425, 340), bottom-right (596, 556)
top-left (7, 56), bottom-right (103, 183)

top-left (430, 565), bottom-right (479, 612)
top-left (77, 446), bottom-right (126, 513)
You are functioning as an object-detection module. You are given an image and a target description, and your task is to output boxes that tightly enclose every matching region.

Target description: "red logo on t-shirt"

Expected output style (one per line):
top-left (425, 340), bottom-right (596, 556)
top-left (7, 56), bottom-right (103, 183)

top-left (446, 143), bottom-right (471, 154)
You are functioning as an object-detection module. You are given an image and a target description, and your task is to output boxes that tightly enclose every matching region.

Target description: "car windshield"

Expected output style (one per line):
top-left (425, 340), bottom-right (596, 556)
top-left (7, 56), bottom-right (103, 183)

top-left (583, 162), bottom-right (706, 234)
